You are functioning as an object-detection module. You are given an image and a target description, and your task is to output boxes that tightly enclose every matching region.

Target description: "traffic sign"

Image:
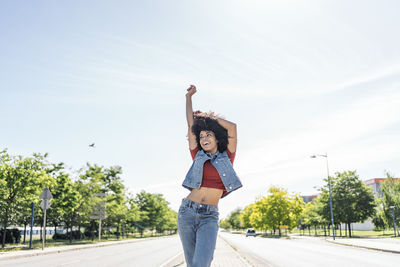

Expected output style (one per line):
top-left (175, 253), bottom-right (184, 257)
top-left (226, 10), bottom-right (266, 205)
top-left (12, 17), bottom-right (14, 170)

top-left (90, 215), bottom-right (106, 220)
top-left (95, 193), bottom-right (106, 197)
top-left (97, 201), bottom-right (106, 206)
top-left (40, 187), bottom-right (53, 199)
top-left (40, 199), bottom-right (51, 210)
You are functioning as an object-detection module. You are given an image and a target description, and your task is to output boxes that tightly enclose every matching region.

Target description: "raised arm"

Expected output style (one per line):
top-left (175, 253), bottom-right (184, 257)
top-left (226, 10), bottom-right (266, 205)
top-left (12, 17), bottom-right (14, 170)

top-left (217, 118), bottom-right (237, 153)
top-left (186, 85), bottom-right (197, 150)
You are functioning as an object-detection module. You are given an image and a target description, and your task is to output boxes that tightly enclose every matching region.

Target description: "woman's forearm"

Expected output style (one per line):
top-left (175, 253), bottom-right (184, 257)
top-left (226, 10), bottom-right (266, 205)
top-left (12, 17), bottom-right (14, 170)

top-left (217, 118), bottom-right (237, 136)
top-left (186, 95), bottom-right (194, 127)
top-left (186, 85), bottom-right (196, 127)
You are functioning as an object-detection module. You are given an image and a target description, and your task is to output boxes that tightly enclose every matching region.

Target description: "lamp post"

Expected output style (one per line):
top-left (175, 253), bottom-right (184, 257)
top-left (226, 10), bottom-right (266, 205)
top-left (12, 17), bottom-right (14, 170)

top-left (389, 206), bottom-right (396, 237)
top-left (311, 153), bottom-right (335, 240)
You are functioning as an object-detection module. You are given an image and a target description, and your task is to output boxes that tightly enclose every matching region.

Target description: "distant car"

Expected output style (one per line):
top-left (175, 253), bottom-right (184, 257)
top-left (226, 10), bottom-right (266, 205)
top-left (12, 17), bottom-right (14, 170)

top-left (246, 228), bottom-right (256, 237)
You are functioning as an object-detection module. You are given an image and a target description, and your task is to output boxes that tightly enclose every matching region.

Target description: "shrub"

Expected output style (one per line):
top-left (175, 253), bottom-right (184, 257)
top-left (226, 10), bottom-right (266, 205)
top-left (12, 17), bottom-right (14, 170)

top-left (0, 228), bottom-right (21, 244)
top-left (53, 230), bottom-right (82, 240)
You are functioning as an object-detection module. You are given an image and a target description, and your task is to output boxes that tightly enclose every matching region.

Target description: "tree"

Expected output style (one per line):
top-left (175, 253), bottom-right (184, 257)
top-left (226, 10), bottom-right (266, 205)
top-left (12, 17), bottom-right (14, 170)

top-left (227, 208), bottom-right (242, 230)
top-left (134, 191), bottom-right (171, 235)
top-left (249, 197), bottom-right (269, 232)
top-left (46, 163), bottom-right (73, 237)
top-left (75, 164), bottom-right (105, 240)
top-left (244, 187), bottom-right (304, 235)
top-left (322, 170), bottom-right (376, 237)
top-left (300, 197), bottom-right (326, 235)
top-left (0, 150), bottom-right (54, 248)
top-left (289, 194), bottom-right (305, 229)
top-left (102, 166), bottom-right (127, 237)
top-left (264, 187), bottom-right (292, 235)
top-left (377, 173), bottom-right (400, 234)
top-left (220, 208), bottom-right (242, 230)
top-left (239, 204), bottom-right (255, 229)
top-left (219, 218), bottom-right (231, 230)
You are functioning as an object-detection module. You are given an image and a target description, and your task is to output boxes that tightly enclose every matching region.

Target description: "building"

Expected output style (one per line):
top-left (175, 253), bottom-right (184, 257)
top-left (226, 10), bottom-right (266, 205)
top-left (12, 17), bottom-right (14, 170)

top-left (302, 194), bottom-right (318, 204)
top-left (303, 178), bottom-right (398, 231)
top-left (364, 177), bottom-right (399, 197)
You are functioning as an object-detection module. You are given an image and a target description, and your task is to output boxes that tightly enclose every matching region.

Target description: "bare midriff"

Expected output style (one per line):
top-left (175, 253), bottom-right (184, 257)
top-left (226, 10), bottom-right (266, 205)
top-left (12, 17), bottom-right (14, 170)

top-left (186, 187), bottom-right (223, 206)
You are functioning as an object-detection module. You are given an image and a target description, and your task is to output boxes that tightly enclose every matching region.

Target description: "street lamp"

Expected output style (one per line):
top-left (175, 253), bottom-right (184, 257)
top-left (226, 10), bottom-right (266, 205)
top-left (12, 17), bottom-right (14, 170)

top-left (311, 153), bottom-right (335, 240)
top-left (389, 206), bottom-right (396, 237)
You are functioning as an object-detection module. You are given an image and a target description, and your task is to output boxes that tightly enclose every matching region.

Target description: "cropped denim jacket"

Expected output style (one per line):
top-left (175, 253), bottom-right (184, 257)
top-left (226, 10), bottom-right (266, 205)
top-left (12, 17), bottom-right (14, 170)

top-left (182, 149), bottom-right (242, 198)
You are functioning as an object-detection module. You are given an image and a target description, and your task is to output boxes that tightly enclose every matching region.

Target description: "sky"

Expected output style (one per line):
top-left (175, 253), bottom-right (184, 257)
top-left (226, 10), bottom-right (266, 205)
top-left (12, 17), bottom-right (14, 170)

top-left (1, 0), bottom-right (400, 218)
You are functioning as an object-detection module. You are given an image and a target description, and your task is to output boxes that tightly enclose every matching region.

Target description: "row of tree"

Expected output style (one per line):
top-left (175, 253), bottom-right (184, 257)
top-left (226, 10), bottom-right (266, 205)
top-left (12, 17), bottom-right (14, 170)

top-left (221, 171), bottom-right (400, 238)
top-left (0, 149), bottom-right (177, 248)
top-left (221, 186), bottom-right (304, 236)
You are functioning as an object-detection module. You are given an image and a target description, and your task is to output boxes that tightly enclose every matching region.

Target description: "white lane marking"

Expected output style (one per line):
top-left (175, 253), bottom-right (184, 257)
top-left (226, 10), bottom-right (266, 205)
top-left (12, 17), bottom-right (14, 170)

top-left (159, 251), bottom-right (184, 267)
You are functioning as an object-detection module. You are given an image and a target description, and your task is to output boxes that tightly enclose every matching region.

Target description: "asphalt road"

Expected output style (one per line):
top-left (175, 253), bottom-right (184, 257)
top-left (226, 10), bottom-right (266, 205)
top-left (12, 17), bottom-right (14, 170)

top-left (0, 236), bottom-right (182, 267)
top-left (220, 232), bottom-right (400, 267)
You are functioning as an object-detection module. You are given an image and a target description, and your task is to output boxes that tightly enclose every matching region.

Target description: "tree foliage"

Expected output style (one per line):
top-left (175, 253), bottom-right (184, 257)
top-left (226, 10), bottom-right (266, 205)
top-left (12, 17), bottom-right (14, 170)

top-left (219, 208), bottom-right (242, 230)
top-left (322, 170), bottom-right (375, 237)
top-left (230, 186), bottom-right (305, 235)
top-left (0, 150), bottom-right (54, 248)
top-left (374, 172), bottom-right (400, 233)
top-left (0, 149), bottom-right (178, 246)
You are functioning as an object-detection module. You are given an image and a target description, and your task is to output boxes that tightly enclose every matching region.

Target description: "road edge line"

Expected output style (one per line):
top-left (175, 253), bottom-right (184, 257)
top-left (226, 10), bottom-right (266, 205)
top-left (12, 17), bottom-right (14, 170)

top-left (159, 251), bottom-right (184, 267)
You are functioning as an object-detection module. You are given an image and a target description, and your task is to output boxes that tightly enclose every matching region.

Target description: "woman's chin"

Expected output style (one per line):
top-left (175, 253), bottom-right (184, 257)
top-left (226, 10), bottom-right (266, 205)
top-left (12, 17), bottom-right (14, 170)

top-left (202, 147), bottom-right (217, 154)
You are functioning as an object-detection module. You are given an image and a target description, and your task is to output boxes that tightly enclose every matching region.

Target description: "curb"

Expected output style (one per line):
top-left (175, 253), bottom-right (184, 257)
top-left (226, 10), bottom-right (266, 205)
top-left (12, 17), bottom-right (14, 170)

top-left (159, 251), bottom-right (184, 267)
top-left (0, 235), bottom-right (176, 261)
top-left (325, 239), bottom-right (400, 254)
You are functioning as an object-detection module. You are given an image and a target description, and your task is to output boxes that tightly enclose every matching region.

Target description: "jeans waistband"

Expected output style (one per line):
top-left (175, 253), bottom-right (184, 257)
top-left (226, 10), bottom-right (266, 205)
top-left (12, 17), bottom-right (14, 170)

top-left (181, 198), bottom-right (218, 212)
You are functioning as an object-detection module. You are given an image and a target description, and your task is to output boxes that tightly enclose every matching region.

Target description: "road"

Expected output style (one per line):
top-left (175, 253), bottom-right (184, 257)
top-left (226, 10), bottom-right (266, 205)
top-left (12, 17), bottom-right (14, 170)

top-left (219, 232), bottom-right (400, 267)
top-left (3, 233), bottom-right (400, 267)
top-left (0, 236), bottom-right (182, 267)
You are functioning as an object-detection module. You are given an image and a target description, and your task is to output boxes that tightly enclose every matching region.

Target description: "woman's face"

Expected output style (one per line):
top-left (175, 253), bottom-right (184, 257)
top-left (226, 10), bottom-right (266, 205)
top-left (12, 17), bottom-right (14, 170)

top-left (199, 130), bottom-right (218, 154)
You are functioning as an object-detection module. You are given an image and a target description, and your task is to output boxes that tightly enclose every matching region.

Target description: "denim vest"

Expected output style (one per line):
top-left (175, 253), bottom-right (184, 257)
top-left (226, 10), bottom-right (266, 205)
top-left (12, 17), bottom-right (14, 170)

top-left (182, 149), bottom-right (243, 198)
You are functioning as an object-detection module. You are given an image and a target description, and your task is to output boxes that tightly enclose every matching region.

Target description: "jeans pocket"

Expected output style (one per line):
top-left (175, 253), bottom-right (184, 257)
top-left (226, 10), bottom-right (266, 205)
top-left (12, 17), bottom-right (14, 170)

top-left (179, 205), bottom-right (188, 214)
top-left (210, 210), bottom-right (219, 219)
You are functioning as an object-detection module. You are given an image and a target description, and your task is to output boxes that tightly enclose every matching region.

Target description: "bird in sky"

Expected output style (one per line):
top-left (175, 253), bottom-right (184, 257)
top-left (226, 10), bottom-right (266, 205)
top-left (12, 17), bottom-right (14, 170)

top-left (89, 143), bottom-right (95, 148)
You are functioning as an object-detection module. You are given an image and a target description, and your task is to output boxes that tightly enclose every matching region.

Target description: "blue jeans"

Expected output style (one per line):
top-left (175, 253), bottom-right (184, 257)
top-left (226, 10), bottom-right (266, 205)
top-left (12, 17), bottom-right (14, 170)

top-left (177, 198), bottom-right (219, 267)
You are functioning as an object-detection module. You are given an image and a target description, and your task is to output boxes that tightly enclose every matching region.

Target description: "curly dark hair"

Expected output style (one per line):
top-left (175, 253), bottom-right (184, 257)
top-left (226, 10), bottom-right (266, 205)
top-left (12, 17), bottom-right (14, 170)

top-left (191, 116), bottom-right (228, 153)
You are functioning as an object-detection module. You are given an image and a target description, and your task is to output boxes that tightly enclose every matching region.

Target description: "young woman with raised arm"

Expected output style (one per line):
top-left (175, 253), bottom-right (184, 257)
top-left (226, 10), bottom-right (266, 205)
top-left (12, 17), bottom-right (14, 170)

top-left (177, 84), bottom-right (242, 267)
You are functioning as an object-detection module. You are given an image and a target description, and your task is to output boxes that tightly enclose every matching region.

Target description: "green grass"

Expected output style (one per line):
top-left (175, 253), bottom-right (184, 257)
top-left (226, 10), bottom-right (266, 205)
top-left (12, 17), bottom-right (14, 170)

top-left (292, 229), bottom-right (399, 238)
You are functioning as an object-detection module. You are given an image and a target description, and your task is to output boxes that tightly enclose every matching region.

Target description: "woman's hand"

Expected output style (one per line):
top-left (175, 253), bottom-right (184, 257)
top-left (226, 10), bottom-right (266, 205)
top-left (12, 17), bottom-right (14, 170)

top-left (193, 110), bottom-right (219, 120)
top-left (186, 85), bottom-right (197, 97)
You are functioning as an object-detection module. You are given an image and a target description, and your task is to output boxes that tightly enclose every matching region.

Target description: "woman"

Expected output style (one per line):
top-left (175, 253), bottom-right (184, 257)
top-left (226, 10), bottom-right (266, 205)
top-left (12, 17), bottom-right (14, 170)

top-left (178, 85), bottom-right (242, 267)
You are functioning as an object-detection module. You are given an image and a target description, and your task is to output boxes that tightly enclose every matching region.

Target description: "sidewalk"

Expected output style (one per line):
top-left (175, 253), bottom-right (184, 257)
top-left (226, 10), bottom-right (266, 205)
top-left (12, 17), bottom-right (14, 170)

top-left (174, 236), bottom-right (253, 267)
top-left (291, 234), bottom-right (400, 254)
top-left (328, 237), bottom-right (400, 253)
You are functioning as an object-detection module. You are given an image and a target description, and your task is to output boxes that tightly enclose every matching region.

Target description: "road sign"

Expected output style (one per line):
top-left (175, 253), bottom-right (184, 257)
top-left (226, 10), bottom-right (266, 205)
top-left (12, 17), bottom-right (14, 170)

top-left (90, 215), bottom-right (106, 220)
top-left (40, 187), bottom-right (53, 199)
top-left (96, 201), bottom-right (106, 206)
top-left (95, 193), bottom-right (106, 197)
top-left (40, 199), bottom-right (51, 210)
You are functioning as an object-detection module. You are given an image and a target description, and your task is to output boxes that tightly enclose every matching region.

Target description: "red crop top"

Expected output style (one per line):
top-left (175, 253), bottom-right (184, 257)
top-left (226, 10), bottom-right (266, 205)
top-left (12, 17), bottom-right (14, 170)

top-left (190, 147), bottom-right (236, 193)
